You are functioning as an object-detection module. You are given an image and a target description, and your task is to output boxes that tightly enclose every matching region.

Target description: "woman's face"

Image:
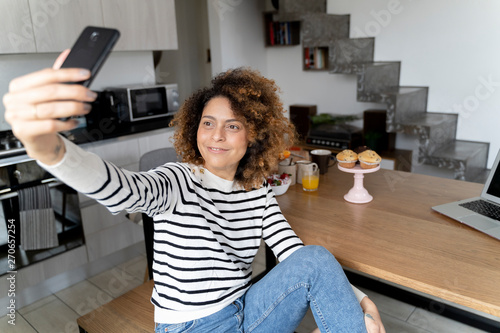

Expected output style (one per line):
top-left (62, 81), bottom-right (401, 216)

top-left (197, 96), bottom-right (249, 180)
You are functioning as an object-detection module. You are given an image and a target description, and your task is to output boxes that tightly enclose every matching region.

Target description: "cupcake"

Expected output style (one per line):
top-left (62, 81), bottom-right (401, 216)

top-left (336, 149), bottom-right (358, 168)
top-left (358, 150), bottom-right (382, 169)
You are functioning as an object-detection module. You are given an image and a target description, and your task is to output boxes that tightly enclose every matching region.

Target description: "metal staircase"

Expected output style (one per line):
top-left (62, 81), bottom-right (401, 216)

top-left (273, 0), bottom-right (489, 182)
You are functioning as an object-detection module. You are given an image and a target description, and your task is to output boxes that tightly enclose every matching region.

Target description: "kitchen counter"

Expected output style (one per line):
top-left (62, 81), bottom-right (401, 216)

top-left (70, 115), bottom-right (174, 146)
top-left (0, 115), bottom-right (174, 165)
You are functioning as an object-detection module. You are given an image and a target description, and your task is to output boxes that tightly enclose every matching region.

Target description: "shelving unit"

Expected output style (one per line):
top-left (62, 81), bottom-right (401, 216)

top-left (263, 12), bottom-right (300, 46)
top-left (303, 46), bottom-right (329, 70)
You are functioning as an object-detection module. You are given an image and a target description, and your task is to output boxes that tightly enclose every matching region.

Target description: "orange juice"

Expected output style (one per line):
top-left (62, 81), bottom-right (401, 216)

top-left (302, 175), bottom-right (319, 191)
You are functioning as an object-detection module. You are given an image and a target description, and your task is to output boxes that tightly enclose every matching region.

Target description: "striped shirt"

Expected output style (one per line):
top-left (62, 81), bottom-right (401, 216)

top-left (40, 137), bottom-right (304, 323)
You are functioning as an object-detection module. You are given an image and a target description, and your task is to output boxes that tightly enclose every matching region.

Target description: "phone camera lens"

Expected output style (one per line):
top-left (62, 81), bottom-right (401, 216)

top-left (90, 32), bottom-right (100, 41)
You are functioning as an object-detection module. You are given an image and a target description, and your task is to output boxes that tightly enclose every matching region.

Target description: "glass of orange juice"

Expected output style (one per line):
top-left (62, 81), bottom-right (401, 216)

top-left (302, 165), bottom-right (320, 191)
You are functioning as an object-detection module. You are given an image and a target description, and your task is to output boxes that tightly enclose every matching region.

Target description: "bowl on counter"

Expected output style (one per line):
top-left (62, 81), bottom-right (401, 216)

top-left (267, 173), bottom-right (292, 196)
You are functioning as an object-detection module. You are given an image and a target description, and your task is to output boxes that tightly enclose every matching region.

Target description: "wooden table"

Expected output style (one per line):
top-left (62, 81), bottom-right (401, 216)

top-left (77, 167), bottom-right (500, 331)
top-left (77, 279), bottom-right (154, 332)
top-left (276, 166), bottom-right (500, 319)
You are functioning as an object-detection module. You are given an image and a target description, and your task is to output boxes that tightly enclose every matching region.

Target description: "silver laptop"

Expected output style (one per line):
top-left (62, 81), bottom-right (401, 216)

top-left (432, 149), bottom-right (500, 241)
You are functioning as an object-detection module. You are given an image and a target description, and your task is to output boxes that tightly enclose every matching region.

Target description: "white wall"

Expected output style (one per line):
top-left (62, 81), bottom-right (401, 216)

top-left (208, 0), bottom-right (500, 169)
top-left (157, 0), bottom-right (212, 104)
top-left (207, 0), bottom-right (268, 76)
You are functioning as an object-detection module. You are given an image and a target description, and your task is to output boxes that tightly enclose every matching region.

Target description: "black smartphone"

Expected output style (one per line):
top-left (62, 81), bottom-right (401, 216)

top-left (60, 26), bottom-right (120, 87)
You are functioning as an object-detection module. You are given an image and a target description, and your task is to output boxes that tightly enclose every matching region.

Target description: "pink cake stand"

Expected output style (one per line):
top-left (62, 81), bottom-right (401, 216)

top-left (338, 164), bottom-right (380, 203)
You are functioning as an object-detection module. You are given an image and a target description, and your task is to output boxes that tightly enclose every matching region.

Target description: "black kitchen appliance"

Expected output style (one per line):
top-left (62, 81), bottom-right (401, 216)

top-left (306, 123), bottom-right (362, 150)
top-left (105, 84), bottom-right (179, 122)
top-left (0, 157), bottom-right (84, 275)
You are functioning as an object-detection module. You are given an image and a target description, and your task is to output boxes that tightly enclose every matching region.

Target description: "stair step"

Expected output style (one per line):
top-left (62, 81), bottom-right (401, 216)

top-left (431, 140), bottom-right (488, 161)
top-left (400, 112), bottom-right (456, 128)
top-left (329, 38), bottom-right (375, 74)
top-left (273, 0), bottom-right (326, 21)
top-left (302, 14), bottom-right (350, 47)
top-left (400, 112), bottom-right (458, 159)
top-left (382, 86), bottom-right (429, 132)
top-left (357, 62), bottom-right (401, 103)
top-left (427, 140), bottom-right (489, 181)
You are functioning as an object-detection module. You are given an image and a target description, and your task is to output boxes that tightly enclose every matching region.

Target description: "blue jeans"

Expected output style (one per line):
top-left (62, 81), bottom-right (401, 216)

top-left (155, 246), bottom-right (366, 333)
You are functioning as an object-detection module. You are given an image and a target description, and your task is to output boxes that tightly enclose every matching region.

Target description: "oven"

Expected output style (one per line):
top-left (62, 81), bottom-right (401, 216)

top-left (0, 154), bottom-right (84, 276)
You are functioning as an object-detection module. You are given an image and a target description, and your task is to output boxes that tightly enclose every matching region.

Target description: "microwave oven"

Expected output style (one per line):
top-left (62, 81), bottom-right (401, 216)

top-left (106, 84), bottom-right (179, 122)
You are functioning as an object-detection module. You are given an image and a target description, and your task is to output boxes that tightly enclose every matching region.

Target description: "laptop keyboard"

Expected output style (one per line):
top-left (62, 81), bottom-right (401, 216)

top-left (459, 200), bottom-right (500, 220)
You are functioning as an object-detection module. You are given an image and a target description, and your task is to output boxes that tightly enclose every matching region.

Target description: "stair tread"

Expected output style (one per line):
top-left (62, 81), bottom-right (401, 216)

top-left (365, 61), bottom-right (400, 67)
top-left (401, 112), bottom-right (457, 127)
top-left (331, 61), bottom-right (398, 70)
top-left (397, 86), bottom-right (427, 94)
top-left (330, 61), bottom-right (401, 76)
top-left (373, 86), bottom-right (427, 98)
top-left (378, 86), bottom-right (426, 95)
top-left (431, 140), bottom-right (489, 161)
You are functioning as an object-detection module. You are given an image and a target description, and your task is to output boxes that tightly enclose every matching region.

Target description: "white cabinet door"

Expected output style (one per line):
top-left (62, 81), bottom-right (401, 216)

top-left (81, 203), bottom-right (144, 262)
top-left (101, 0), bottom-right (178, 51)
top-left (29, 0), bottom-right (104, 53)
top-left (0, 0), bottom-right (36, 53)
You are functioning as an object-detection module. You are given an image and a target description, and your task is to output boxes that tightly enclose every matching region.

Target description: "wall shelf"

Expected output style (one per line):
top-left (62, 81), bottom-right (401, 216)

top-left (303, 46), bottom-right (329, 70)
top-left (263, 12), bottom-right (300, 47)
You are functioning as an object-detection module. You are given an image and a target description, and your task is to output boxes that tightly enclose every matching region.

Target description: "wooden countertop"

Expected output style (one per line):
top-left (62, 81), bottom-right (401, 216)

top-left (276, 166), bottom-right (500, 317)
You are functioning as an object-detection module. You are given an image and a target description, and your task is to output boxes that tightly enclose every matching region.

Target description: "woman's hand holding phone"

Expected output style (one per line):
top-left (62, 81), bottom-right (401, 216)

top-left (2, 26), bottom-right (119, 165)
top-left (2, 50), bottom-right (97, 165)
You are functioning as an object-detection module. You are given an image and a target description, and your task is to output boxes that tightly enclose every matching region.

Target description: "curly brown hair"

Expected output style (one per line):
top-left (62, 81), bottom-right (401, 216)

top-left (170, 67), bottom-right (297, 190)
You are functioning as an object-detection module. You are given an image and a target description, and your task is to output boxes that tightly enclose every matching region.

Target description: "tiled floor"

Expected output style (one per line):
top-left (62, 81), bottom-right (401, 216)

top-left (0, 250), bottom-right (494, 333)
top-left (0, 255), bottom-right (145, 333)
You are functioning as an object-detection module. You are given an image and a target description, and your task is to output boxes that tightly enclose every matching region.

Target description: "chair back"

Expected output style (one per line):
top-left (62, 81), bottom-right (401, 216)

top-left (140, 147), bottom-right (178, 172)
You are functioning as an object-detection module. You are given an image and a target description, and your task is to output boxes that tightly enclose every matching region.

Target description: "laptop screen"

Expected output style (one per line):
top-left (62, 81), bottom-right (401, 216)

top-left (482, 149), bottom-right (500, 203)
top-left (486, 166), bottom-right (500, 197)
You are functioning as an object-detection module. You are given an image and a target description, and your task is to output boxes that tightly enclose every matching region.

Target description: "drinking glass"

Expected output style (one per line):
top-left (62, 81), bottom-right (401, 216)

top-left (302, 166), bottom-right (320, 191)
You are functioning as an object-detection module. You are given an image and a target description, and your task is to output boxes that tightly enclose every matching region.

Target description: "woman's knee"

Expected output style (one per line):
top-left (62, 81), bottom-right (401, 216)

top-left (299, 245), bottom-right (333, 257)
top-left (295, 245), bottom-right (340, 268)
top-left (297, 246), bottom-right (348, 284)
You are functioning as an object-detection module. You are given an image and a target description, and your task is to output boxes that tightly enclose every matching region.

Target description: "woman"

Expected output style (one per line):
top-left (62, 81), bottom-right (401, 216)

top-left (3, 50), bottom-right (385, 333)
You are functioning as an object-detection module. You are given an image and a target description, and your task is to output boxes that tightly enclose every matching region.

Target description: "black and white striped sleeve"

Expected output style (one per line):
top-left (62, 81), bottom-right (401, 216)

top-left (38, 136), bottom-right (177, 216)
top-left (261, 183), bottom-right (304, 261)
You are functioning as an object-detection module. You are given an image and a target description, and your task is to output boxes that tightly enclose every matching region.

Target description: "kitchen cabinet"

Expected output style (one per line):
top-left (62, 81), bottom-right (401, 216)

top-left (0, 0), bottom-right (178, 54)
top-left (101, 0), bottom-right (178, 51)
top-left (29, 0), bottom-right (104, 53)
top-left (0, 0), bottom-right (36, 53)
top-left (81, 204), bottom-right (144, 262)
